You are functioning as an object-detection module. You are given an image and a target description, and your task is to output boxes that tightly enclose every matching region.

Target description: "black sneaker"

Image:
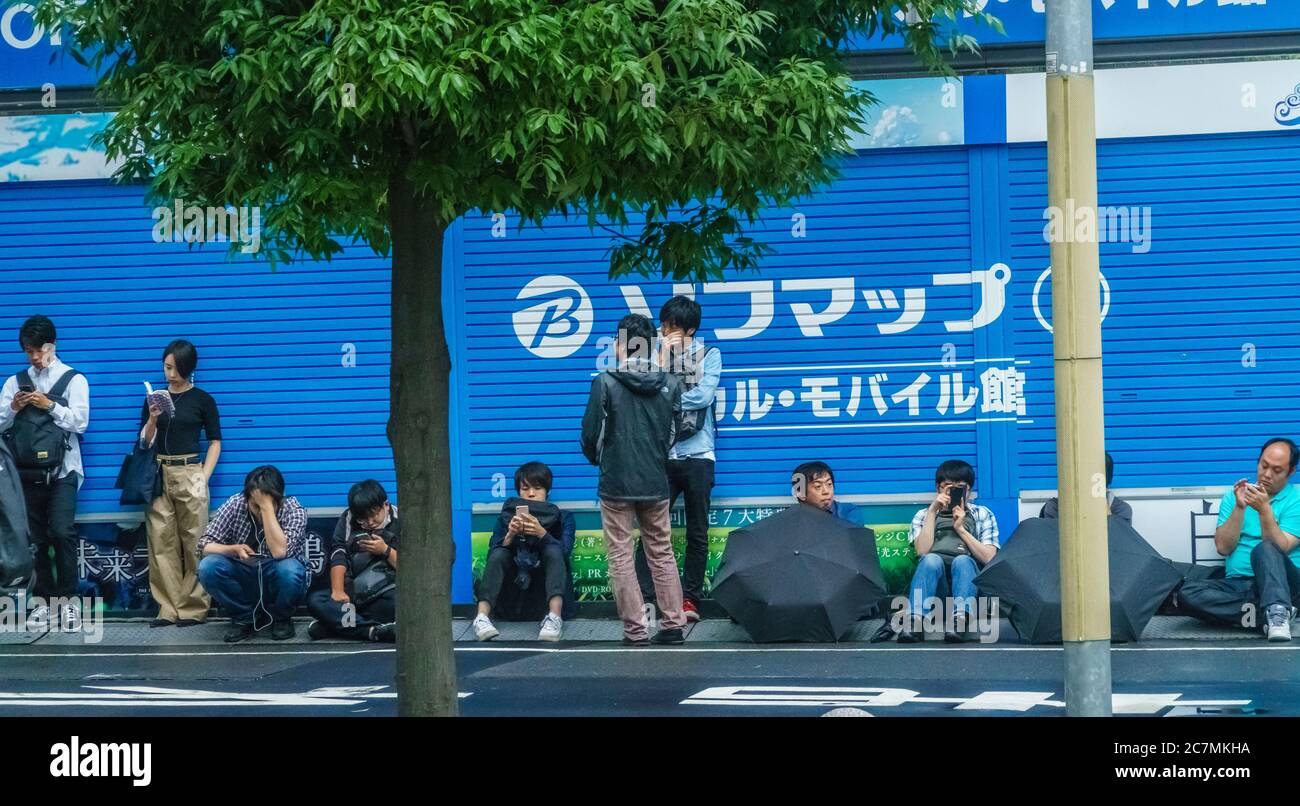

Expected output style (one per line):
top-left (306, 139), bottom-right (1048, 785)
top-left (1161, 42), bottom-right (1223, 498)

top-left (897, 614), bottom-right (924, 644)
top-left (149, 618), bottom-right (174, 628)
top-left (175, 619), bottom-right (203, 628)
top-left (271, 619), bottom-right (296, 640)
top-left (945, 613), bottom-right (969, 644)
top-left (370, 623), bottom-right (396, 643)
top-left (650, 628), bottom-right (685, 645)
top-left (622, 636), bottom-right (650, 646)
top-left (306, 620), bottom-right (329, 641)
top-left (224, 622), bottom-right (254, 643)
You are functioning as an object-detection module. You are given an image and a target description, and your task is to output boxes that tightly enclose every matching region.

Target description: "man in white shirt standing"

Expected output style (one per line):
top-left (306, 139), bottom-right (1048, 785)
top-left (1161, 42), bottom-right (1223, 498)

top-left (0, 316), bottom-right (91, 631)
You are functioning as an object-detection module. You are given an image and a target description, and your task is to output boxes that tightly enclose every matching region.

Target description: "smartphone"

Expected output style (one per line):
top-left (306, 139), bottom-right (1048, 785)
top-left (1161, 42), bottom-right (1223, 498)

top-left (17, 383), bottom-right (34, 394)
top-left (516, 505), bottom-right (529, 518)
top-left (949, 486), bottom-right (966, 510)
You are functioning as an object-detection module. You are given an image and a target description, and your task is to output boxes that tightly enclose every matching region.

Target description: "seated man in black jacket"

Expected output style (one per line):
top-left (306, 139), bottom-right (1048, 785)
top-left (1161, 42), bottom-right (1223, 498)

top-left (306, 479), bottom-right (398, 642)
top-left (473, 462), bottom-right (575, 642)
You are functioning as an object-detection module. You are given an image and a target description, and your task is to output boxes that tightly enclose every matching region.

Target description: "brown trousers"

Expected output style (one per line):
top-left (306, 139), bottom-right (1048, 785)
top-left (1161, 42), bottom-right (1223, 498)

top-left (147, 459), bottom-right (211, 621)
top-left (600, 498), bottom-right (685, 640)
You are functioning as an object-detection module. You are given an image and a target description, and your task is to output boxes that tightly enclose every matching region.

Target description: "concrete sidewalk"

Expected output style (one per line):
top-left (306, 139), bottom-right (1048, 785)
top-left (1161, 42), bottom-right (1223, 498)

top-left (0, 615), bottom-right (1265, 647)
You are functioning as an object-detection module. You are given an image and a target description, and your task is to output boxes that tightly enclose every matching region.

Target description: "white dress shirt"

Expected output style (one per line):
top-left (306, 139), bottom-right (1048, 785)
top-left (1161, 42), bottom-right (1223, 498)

top-left (0, 358), bottom-right (91, 486)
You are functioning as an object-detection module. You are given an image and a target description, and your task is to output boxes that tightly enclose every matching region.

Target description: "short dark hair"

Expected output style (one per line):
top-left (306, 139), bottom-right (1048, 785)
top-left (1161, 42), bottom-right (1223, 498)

top-left (243, 465), bottom-right (285, 509)
top-left (19, 316), bottom-right (56, 350)
top-left (792, 461), bottom-right (835, 489)
top-left (659, 295), bottom-right (702, 336)
top-left (616, 314), bottom-right (656, 360)
top-left (164, 339), bottom-right (199, 379)
top-left (935, 459), bottom-right (975, 488)
top-left (1260, 438), bottom-right (1299, 472)
top-left (1104, 451), bottom-right (1115, 487)
top-left (514, 461), bottom-right (553, 494)
top-left (348, 479), bottom-right (388, 521)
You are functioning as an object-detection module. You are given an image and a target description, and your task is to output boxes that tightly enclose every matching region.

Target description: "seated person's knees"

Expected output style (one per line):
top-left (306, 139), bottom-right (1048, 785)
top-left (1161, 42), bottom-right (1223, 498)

top-left (541, 543), bottom-right (565, 561)
top-left (269, 558), bottom-right (307, 584)
top-left (918, 553), bottom-right (945, 570)
top-left (197, 554), bottom-right (226, 579)
top-left (1251, 541), bottom-right (1282, 560)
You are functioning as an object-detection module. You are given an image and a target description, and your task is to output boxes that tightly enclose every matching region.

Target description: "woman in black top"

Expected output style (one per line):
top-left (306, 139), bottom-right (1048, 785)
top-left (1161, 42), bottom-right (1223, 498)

top-left (139, 340), bottom-right (222, 626)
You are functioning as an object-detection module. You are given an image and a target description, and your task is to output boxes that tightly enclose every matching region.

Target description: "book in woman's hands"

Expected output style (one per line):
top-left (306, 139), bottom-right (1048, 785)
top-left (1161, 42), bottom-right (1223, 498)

top-left (144, 381), bottom-right (175, 418)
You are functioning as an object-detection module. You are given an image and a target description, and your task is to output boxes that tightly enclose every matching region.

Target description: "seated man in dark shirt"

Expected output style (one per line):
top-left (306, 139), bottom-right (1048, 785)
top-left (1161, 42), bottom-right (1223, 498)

top-left (197, 466), bottom-right (310, 643)
top-left (473, 462), bottom-right (575, 642)
top-left (1039, 451), bottom-right (1133, 523)
top-left (306, 479), bottom-right (398, 643)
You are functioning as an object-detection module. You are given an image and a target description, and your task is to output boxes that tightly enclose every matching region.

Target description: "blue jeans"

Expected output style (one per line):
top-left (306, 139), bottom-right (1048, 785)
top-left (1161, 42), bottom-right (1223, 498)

top-left (197, 554), bottom-right (310, 624)
top-left (907, 553), bottom-right (979, 617)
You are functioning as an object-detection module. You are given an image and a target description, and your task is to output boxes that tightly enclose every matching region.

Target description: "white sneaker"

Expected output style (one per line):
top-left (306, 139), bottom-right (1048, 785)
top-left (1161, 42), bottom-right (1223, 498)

top-left (61, 602), bottom-right (82, 632)
top-left (25, 604), bottom-right (50, 631)
top-left (539, 613), bottom-right (562, 642)
top-left (1265, 605), bottom-right (1292, 642)
top-left (473, 614), bottom-right (499, 641)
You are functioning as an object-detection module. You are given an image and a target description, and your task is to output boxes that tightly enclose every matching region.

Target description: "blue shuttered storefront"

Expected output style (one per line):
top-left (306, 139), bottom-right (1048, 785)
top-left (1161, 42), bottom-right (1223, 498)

top-left (1011, 131), bottom-right (1300, 491)
top-left (0, 180), bottom-right (397, 515)
top-left (3, 126), bottom-right (1297, 601)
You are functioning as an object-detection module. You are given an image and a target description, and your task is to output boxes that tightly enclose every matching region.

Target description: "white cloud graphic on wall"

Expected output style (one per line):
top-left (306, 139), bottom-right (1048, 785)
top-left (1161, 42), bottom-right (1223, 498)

top-left (868, 106), bottom-right (922, 148)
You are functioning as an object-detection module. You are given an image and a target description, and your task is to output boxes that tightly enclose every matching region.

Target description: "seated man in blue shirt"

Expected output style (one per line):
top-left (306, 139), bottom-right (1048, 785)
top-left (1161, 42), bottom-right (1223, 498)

top-left (791, 461), bottom-right (862, 525)
top-left (1177, 438), bottom-right (1300, 641)
top-left (898, 459), bottom-right (999, 644)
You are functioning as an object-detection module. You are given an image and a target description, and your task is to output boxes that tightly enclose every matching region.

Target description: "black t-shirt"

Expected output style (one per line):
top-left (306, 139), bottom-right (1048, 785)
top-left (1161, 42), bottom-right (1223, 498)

top-left (139, 386), bottom-right (222, 456)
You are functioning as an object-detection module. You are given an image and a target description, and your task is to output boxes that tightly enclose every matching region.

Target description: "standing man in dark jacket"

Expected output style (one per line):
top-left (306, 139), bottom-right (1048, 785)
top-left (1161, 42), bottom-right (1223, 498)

top-left (581, 314), bottom-right (687, 645)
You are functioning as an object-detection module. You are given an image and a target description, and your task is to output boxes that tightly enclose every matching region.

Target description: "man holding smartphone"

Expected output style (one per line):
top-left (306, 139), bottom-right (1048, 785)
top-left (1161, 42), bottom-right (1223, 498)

top-left (197, 465), bottom-right (310, 642)
top-left (898, 459), bottom-right (1000, 643)
top-left (0, 316), bottom-right (90, 632)
top-left (473, 462), bottom-right (575, 642)
top-left (1177, 438), bottom-right (1300, 641)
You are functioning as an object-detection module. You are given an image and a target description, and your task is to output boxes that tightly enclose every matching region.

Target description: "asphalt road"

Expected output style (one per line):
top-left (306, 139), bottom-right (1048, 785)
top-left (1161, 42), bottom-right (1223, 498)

top-left (0, 641), bottom-right (1296, 716)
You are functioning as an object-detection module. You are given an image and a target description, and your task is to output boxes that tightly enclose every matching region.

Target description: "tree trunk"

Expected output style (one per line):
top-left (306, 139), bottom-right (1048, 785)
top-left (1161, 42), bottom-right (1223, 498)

top-left (388, 168), bottom-right (458, 716)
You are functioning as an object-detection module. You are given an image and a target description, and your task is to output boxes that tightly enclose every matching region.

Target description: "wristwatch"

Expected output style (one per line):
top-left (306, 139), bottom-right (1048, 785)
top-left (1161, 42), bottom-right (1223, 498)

top-left (383, 546), bottom-right (392, 559)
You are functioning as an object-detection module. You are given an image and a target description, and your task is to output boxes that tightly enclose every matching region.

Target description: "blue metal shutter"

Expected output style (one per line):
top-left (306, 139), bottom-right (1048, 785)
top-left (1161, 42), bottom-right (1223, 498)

top-left (0, 179), bottom-right (396, 513)
top-left (457, 147), bottom-right (983, 502)
top-left (1010, 130), bottom-right (1300, 489)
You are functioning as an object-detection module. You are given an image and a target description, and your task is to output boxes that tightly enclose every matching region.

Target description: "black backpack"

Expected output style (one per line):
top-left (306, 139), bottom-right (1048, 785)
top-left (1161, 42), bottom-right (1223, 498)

top-left (3, 368), bottom-right (81, 474)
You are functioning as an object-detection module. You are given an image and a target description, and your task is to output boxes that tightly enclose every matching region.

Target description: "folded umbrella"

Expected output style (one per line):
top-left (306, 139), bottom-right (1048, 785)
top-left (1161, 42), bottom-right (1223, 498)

top-left (712, 503), bottom-right (885, 642)
top-left (973, 516), bottom-right (1183, 643)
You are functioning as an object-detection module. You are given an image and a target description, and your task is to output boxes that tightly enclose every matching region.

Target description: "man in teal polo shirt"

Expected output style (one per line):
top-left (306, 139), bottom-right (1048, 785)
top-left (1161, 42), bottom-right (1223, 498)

top-left (1178, 438), bottom-right (1300, 641)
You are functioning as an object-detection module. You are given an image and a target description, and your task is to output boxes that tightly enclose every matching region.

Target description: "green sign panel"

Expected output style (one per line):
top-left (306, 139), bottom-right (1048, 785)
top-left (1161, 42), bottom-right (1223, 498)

top-left (471, 504), bottom-right (922, 602)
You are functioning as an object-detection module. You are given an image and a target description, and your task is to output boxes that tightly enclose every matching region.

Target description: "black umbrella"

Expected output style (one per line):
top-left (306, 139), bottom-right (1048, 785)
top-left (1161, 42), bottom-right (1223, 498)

top-left (973, 516), bottom-right (1183, 643)
top-left (712, 503), bottom-right (885, 642)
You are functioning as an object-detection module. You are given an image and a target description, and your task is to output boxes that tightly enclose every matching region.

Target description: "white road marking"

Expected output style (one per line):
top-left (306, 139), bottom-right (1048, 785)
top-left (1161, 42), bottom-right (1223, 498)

top-left (0, 684), bottom-right (469, 707)
top-left (680, 686), bottom-right (1252, 714)
top-left (0, 644), bottom-right (1295, 659)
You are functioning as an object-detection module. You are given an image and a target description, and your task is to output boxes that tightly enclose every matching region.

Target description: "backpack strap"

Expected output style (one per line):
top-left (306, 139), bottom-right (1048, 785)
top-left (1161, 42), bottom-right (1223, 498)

top-left (48, 369), bottom-right (81, 401)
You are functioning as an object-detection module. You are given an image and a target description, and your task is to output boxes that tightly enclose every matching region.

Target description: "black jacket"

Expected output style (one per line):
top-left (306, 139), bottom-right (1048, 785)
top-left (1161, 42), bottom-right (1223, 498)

top-left (329, 505), bottom-right (400, 592)
top-left (580, 360), bottom-right (682, 501)
top-left (0, 439), bottom-right (31, 593)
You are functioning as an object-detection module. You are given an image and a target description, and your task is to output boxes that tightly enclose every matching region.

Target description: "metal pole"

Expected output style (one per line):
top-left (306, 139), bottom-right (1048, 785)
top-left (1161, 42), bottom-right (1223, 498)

top-left (1045, 0), bottom-right (1112, 717)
